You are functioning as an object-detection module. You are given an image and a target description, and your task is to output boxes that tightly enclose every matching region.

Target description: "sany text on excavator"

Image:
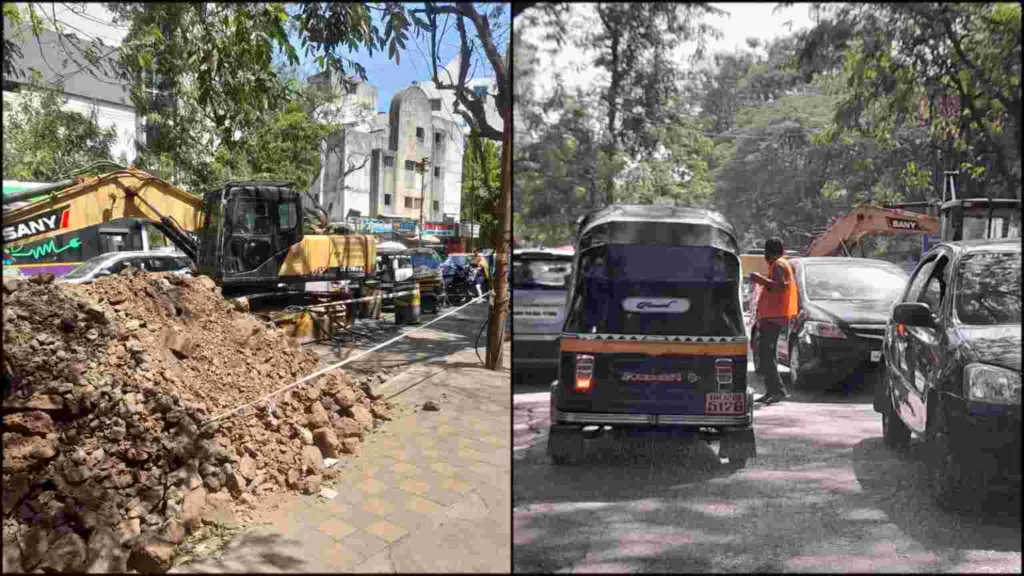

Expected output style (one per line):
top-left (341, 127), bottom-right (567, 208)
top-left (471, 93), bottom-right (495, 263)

top-left (2, 169), bottom-right (376, 304)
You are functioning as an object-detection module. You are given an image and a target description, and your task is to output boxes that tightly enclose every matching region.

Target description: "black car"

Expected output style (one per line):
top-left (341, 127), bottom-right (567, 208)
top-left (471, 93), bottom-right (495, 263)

top-left (877, 239), bottom-right (1020, 509)
top-left (753, 257), bottom-right (910, 388)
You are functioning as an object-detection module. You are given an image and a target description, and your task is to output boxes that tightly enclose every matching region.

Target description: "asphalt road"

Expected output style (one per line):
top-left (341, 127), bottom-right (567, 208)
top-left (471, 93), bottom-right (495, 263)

top-left (513, 365), bottom-right (1021, 573)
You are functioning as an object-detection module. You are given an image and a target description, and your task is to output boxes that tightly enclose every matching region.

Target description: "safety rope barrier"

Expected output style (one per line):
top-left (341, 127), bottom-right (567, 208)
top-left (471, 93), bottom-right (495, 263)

top-left (202, 290), bottom-right (494, 425)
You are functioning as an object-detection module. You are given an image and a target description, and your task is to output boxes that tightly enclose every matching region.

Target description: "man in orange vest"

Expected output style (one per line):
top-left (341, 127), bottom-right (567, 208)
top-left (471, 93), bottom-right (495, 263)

top-left (749, 237), bottom-right (799, 405)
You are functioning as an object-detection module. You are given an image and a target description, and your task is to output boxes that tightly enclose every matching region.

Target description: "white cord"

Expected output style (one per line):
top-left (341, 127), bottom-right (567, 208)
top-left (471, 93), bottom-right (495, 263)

top-left (202, 290), bottom-right (494, 425)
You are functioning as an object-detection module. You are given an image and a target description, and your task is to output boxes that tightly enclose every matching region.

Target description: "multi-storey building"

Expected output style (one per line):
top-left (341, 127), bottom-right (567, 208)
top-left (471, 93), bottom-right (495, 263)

top-left (309, 69), bottom-right (468, 231)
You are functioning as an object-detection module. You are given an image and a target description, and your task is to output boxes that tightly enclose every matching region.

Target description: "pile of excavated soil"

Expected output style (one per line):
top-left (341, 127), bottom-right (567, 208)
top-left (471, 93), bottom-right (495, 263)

top-left (1, 271), bottom-right (393, 573)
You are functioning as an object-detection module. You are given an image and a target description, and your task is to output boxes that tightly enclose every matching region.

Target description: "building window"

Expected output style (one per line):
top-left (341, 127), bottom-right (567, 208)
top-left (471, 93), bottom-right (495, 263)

top-left (435, 132), bottom-right (443, 146)
top-left (413, 198), bottom-right (422, 209)
top-left (384, 194), bottom-right (392, 206)
top-left (430, 99), bottom-right (441, 111)
top-left (404, 160), bottom-right (416, 171)
top-left (433, 200), bottom-right (439, 212)
top-left (404, 197), bottom-right (413, 208)
top-left (416, 127), bottom-right (424, 141)
top-left (434, 167), bottom-right (441, 178)
top-left (383, 156), bottom-right (395, 168)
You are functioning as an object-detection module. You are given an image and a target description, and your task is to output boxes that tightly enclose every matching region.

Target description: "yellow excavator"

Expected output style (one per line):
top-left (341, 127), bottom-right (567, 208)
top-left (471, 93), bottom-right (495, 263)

top-left (804, 172), bottom-right (1020, 257)
top-left (1, 168), bottom-right (376, 304)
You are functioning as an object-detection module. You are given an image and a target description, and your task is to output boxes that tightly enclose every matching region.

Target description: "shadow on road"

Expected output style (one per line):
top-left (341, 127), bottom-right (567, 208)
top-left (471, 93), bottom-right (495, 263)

top-left (851, 437), bottom-right (1021, 552)
top-left (310, 305), bottom-right (492, 376)
top-left (514, 394), bottom-right (1021, 573)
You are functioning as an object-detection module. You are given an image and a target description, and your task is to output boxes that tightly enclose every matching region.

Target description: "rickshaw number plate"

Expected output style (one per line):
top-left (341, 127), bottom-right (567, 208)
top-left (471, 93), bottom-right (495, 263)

top-left (705, 393), bottom-right (745, 415)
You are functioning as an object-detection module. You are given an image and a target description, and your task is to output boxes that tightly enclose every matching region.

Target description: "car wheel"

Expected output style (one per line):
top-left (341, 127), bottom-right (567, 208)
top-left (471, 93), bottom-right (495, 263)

top-left (881, 384), bottom-right (910, 450)
top-left (788, 337), bottom-right (807, 389)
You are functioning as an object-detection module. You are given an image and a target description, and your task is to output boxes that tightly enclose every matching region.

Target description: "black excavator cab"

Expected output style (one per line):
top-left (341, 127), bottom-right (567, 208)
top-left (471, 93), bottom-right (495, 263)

top-left (195, 182), bottom-right (304, 287)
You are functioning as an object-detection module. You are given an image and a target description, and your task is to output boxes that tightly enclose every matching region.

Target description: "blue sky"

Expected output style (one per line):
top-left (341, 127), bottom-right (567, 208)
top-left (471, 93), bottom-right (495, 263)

top-left (281, 3), bottom-right (510, 114)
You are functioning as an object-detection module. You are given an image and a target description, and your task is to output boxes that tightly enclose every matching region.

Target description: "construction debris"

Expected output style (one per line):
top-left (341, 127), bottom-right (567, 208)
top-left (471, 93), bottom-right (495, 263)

top-left (1, 272), bottom-right (392, 573)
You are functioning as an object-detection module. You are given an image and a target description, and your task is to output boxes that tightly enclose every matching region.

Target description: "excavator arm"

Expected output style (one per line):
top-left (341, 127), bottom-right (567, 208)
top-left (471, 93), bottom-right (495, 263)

top-left (804, 203), bottom-right (940, 257)
top-left (2, 169), bottom-right (202, 261)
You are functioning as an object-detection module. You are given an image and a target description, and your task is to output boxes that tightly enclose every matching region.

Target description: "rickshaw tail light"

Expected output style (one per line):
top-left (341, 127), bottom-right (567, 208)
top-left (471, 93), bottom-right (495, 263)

top-left (575, 354), bottom-right (595, 392)
top-left (715, 359), bottom-right (733, 385)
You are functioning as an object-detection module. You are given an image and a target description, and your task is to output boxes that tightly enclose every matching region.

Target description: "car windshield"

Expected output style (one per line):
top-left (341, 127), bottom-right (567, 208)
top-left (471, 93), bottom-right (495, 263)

top-left (513, 258), bottom-right (572, 289)
top-left (956, 252), bottom-right (1021, 325)
top-left (64, 255), bottom-right (116, 279)
top-left (803, 264), bottom-right (907, 301)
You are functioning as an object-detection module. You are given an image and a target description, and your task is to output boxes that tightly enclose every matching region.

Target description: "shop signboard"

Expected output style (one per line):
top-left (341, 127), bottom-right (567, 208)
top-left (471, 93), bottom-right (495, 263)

top-left (424, 222), bottom-right (457, 237)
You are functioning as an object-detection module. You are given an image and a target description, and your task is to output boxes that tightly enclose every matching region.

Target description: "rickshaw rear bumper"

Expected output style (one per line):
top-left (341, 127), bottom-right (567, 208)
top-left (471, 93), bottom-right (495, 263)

top-left (551, 409), bottom-right (752, 428)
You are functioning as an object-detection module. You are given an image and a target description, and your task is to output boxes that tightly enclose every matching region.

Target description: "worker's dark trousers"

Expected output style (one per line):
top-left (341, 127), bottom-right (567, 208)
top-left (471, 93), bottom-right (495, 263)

top-left (757, 320), bottom-right (788, 397)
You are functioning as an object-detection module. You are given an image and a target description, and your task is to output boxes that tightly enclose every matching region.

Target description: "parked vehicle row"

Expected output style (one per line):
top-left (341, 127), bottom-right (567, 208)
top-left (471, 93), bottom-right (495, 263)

top-left (512, 203), bottom-right (1020, 511)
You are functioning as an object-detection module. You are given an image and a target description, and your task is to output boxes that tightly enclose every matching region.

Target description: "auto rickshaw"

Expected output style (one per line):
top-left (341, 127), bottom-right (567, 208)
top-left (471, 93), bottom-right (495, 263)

top-left (549, 204), bottom-right (756, 467)
top-left (374, 241), bottom-right (413, 311)
top-left (406, 247), bottom-right (444, 314)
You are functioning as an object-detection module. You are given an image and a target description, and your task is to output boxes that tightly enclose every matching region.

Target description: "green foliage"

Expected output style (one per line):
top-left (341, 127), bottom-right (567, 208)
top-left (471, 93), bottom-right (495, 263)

top-left (462, 132), bottom-right (502, 249)
top-left (795, 3), bottom-right (1022, 197)
top-left (108, 3), bottom-right (300, 192)
top-left (2, 74), bottom-right (118, 181)
top-left (3, 3), bottom-right (25, 80)
top-left (294, 2), bottom-right (408, 82)
top-left (513, 5), bottom-right (724, 246)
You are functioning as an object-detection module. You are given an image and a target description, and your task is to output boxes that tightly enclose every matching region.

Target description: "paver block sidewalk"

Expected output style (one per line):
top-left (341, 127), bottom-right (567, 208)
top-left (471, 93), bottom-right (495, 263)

top-left (173, 346), bottom-right (511, 573)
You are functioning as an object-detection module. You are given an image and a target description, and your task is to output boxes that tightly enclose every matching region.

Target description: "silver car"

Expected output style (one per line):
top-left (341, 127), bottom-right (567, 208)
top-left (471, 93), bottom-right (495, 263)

top-left (60, 250), bottom-right (193, 284)
top-left (512, 247), bottom-right (574, 372)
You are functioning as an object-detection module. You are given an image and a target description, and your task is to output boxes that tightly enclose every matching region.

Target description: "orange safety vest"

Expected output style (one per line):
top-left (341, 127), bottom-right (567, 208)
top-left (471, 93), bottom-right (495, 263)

top-left (757, 257), bottom-right (799, 320)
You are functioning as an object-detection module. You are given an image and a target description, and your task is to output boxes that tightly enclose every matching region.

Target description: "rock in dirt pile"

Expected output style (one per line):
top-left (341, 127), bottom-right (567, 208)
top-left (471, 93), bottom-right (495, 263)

top-left (2, 271), bottom-right (394, 573)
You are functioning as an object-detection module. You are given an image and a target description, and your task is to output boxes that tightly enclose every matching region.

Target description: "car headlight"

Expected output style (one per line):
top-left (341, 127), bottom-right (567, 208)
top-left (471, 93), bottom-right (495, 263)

top-left (965, 364), bottom-right (1021, 405)
top-left (803, 320), bottom-right (846, 339)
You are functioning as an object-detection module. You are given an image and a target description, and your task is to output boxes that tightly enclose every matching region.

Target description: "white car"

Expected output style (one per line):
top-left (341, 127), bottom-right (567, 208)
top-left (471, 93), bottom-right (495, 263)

top-left (60, 251), bottom-right (193, 284)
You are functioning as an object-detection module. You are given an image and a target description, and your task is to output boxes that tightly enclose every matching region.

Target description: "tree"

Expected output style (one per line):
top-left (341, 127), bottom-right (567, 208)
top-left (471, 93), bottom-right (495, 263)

top-left (791, 2), bottom-right (1022, 198)
top-left (462, 131), bottom-right (501, 249)
top-left (3, 73), bottom-right (119, 181)
top-left (107, 3), bottom-right (299, 192)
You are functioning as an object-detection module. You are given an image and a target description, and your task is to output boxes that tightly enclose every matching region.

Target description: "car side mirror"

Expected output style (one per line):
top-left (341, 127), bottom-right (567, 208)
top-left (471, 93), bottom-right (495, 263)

top-left (893, 302), bottom-right (936, 328)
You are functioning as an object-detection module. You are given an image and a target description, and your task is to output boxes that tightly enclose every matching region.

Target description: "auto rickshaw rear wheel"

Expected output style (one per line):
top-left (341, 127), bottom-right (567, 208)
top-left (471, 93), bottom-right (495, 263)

top-left (548, 425), bottom-right (583, 465)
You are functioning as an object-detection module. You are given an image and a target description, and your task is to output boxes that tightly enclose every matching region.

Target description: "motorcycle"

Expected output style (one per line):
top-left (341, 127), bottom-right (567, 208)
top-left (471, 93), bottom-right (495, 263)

top-left (443, 264), bottom-right (479, 306)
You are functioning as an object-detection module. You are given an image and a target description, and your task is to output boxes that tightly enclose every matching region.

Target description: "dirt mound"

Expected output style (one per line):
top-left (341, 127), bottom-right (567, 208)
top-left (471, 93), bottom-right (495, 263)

top-left (2, 272), bottom-right (393, 573)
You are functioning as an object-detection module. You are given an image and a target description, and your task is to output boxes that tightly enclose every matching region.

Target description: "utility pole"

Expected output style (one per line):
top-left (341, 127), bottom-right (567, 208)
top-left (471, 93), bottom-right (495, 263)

top-left (419, 157), bottom-right (429, 246)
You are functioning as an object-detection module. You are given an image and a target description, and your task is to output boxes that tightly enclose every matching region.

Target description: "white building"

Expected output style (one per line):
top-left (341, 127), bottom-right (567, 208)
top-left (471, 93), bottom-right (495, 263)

top-left (307, 56), bottom-right (502, 234)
